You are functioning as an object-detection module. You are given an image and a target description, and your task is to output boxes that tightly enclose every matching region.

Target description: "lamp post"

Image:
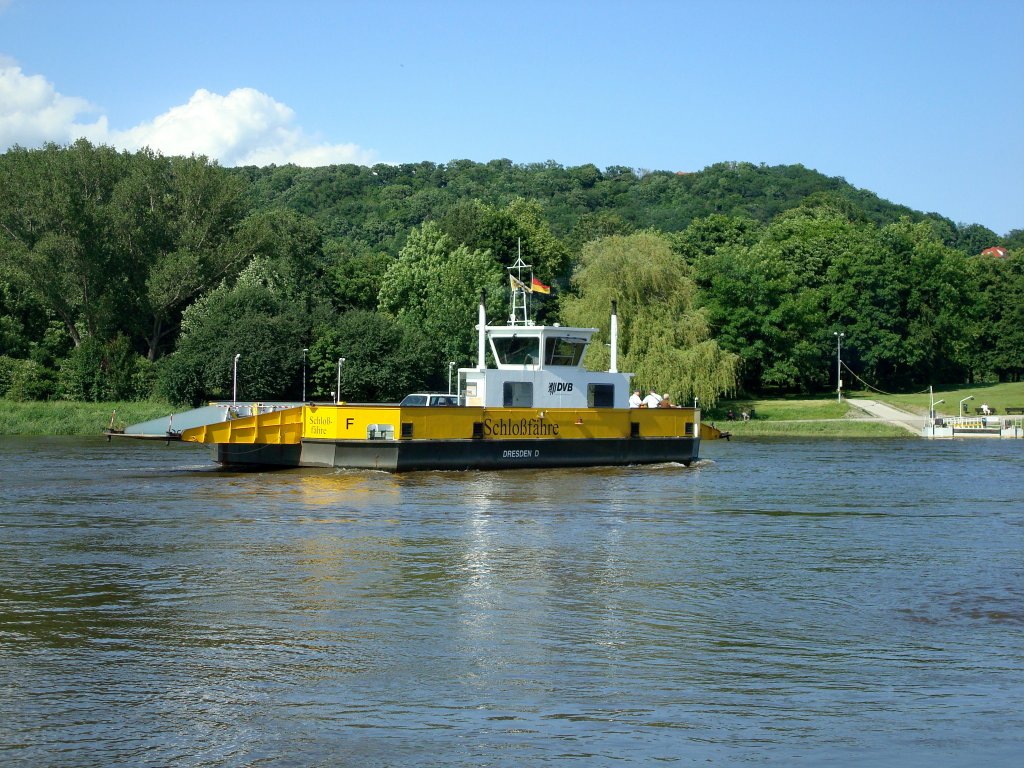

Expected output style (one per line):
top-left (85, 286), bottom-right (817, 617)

top-left (302, 348), bottom-right (308, 402)
top-left (336, 357), bottom-right (345, 404)
top-left (959, 395), bottom-right (974, 416)
top-left (232, 353), bottom-right (240, 404)
top-left (929, 399), bottom-right (944, 437)
top-left (833, 332), bottom-right (845, 403)
top-left (448, 361), bottom-right (455, 395)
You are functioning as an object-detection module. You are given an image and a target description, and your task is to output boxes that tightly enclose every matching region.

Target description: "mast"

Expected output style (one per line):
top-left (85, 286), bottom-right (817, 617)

top-left (507, 241), bottom-right (532, 326)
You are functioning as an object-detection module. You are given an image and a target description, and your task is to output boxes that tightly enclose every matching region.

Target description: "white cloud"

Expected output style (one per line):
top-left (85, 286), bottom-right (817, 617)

top-left (0, 59), bottom-right (108, 148)
top-left (0, 60), bottom-right (376, 167)
top-left (109, 87), bottom-right (376, 167)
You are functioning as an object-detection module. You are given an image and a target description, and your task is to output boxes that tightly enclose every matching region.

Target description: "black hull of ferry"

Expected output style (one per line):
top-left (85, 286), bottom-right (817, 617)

top-left (214, 437), bottom-right (700, 472)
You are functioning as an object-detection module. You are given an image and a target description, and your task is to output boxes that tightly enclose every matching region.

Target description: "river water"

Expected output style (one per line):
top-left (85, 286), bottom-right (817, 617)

top-left (1, 436), bottom-right (1022, 767)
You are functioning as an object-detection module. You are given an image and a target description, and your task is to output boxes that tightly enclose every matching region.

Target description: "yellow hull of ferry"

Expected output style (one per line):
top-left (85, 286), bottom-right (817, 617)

top-left (178, 403), bottom-right (719, 471)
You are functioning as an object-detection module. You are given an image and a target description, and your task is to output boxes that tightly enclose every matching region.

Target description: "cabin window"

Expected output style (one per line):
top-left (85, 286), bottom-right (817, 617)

top-left (503, 382), bottom-right (533, 407)
top-left (588, 383), bottom-right (615, 408)
top-left (428, 395), bottom-right (461, 406)
top-left (491, 336), bottom-right (540, 365)
top-left (544, 337), bottom-right (587, 366)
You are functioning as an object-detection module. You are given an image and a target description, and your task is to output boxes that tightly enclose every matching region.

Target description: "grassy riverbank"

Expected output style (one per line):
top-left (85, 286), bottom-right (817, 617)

top-left (0, 399), bottom-right (176, 436)
top-left (708, 381), bottom-right (1024, 438)
top-left (705, 397), bottom-right (911, 438)
top-left (859, 381), bottom-right (1024, 418)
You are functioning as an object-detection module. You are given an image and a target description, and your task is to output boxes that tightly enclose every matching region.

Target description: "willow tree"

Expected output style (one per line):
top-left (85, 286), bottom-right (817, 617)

top-left (560, 231), bottom-right (739, 406)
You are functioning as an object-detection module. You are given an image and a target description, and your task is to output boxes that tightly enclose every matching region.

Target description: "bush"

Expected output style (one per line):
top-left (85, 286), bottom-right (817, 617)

top-left (157, 281), bottom-right (306, 405)
top-left (58, 336), bottom-right (155, 402)
top-left (0, 355), bottom-right (14, 396)
top-left (6, 358), bottom-right (57, 401)
top-left (154, 353), bottom-right (207, 407)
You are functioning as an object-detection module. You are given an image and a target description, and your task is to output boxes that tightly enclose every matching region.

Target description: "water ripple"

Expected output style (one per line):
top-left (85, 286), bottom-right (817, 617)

top-left (1, 436), bottom-right (1023, 766)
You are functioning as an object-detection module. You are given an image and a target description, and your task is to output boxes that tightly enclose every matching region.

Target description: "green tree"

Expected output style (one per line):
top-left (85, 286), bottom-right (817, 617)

top-left (308, 310), bottom-right (433, 402)
top-left (560, 232), bottom-right (739, 406)
top-left (326, 242), bottom-right (393, 312)
top-left (953, 222), bottom-right (1000, 255)
top-left (230, 208), bottom-right (326, 289)
top-left (437, 198), bottom-right (570, 281)
top-left (695, 244), bottom-right (770, 391)
top-left (963, 252), bottom-right (1024, 381)
top-left (119, 153), bottom-right (250, 361)
top-left (695, 206), bottom-right (866, 393)
top-left (377, 222), bottom-right (505, 374)
top-left (1002, 230), bottom-right (1024, 251)
top-left (156, 258), bottom-right (306, 405)
top-left (0, 140), bottom-right (131, 348)
top-left (0, 277), bottom-right (46, 358)
top-left (671, 214), bottom-right (762, 268)
top-left (566, 210), bottom-right (635, 252)
top-left (826, 218), bottom-right (968, 390)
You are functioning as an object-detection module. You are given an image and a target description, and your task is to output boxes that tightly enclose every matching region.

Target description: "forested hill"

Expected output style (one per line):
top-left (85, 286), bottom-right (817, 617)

top-left (2, 142), bottom-right (1020, 409)
top-left (233, 160), bottom-right (1004, 258)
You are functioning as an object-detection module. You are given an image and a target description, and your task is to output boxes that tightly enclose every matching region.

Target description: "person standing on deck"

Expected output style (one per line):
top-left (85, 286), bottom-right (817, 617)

top-left (629, 390), bottom-right (643, 408)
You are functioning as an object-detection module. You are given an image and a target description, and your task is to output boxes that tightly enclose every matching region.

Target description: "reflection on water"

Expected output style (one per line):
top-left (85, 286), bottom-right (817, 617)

top-left (1, 436), bottom-right (1023, 766)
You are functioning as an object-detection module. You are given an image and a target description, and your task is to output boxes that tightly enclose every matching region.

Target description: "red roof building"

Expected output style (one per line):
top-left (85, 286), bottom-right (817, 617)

top-left (980, 246), bottom-right (1009, 258)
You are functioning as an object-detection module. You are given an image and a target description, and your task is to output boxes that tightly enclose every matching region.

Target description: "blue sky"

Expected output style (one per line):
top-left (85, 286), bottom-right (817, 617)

top-left (1, 0), bottom-right (1021, 234)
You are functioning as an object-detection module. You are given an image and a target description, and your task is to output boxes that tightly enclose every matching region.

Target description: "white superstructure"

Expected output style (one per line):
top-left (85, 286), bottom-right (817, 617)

top-left (461, 323), bottom-right (632, 409)
top-left (460, 257), bottom-right (632, 410)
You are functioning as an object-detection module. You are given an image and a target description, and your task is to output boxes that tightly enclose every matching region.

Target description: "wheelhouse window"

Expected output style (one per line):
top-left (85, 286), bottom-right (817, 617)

top-left (491, 336), bottom-right (540, 365)
top-left (544, 337), bottom-right (587, 367)
top-left (588, 383), bottom-right (615, 408)
top-left (503, 382), bottom-right (533, 407)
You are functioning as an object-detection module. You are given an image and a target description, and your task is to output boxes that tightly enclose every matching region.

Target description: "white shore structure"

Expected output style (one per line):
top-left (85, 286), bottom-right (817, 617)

top-left (923, 414), bottom-right (1024, 439)
top-left (853, 398), bottom-right (1023, 439)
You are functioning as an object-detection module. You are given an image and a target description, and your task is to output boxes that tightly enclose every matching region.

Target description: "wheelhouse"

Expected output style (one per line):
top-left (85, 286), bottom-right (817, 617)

top-left (459, 320), bottom-right (632, 410)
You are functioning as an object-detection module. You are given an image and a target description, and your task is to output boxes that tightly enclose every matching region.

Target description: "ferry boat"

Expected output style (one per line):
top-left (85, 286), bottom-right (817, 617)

top-left (116, 260), bottom-right (723, 471)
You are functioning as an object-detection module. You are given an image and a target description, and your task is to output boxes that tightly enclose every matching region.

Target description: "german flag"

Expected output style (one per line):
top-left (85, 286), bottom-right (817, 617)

top-left (531, 277), bottom-right (551, 295)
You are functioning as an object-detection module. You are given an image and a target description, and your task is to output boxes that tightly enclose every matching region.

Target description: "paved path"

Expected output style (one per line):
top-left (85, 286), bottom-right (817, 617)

top-left (848, 399), bottom-right (924, 435)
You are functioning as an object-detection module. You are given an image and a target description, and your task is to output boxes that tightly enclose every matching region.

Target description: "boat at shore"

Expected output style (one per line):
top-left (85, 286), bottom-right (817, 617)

top-left (113, 262), bottom-right (724, 471)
